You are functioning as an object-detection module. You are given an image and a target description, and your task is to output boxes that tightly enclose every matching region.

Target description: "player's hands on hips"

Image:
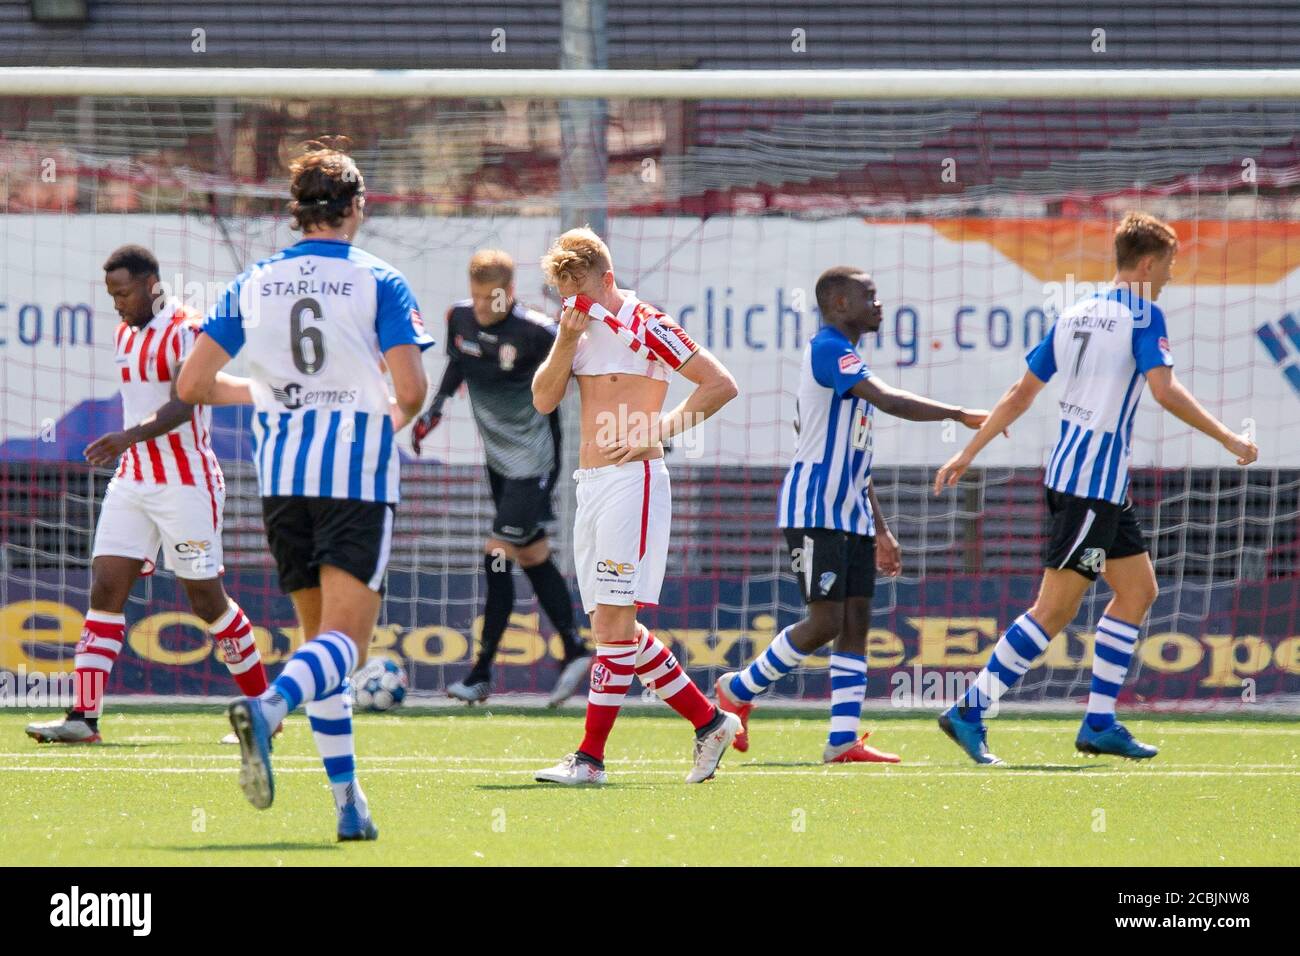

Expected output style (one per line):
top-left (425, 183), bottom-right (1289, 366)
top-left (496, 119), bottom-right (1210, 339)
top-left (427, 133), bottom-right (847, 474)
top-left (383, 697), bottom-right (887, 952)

top-left (84, 431), bottom-right (131, 467)
top-left (933, 450), bottom-right (973, 496)
top-left (558, 306), bottom-right (591, 343)
top-left (598, 421), bottom-right (659, 465)
top-left (876, 530), bottom-right (902, 577)
top-left (1224, 431), bottom-right (1259, 466)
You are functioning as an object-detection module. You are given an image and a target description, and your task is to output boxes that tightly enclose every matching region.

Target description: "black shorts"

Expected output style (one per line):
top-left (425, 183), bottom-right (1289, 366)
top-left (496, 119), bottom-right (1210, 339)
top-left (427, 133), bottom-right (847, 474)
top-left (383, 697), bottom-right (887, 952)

top-left (783, 527), bottom-right (876, 604)
top-left (487, 466), bottom-right (556, 546)
top-left (262, 496), bottom-right (395, 594)
top-left (1042, 488), bottom-right (1147, 581)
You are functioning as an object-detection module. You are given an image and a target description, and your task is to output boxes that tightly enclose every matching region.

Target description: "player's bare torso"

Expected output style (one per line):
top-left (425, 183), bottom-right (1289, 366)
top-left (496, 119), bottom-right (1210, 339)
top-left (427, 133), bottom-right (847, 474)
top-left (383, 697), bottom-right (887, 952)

top-left (575, 372), bottom-right (668, 469)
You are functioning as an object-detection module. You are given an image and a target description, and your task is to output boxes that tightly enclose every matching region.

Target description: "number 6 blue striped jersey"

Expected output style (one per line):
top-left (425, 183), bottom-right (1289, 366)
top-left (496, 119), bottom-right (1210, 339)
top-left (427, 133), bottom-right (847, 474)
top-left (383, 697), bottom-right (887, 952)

top-left (202, 238), bottom-right (434, 503)
top-left (1026, 286), bottom-right (1174, 504)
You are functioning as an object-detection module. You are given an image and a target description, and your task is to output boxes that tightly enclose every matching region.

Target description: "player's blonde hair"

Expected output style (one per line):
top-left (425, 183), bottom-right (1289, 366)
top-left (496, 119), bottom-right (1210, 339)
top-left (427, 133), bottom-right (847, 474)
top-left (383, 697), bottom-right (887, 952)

top-left (288, 136), bottom-right (364, 232)
top-left (469, 249), bottom-right (515, 287)
top-left (1114, 212), bottom-right (1178, 269)
top-left (540, 227), bottom-right (612, 288)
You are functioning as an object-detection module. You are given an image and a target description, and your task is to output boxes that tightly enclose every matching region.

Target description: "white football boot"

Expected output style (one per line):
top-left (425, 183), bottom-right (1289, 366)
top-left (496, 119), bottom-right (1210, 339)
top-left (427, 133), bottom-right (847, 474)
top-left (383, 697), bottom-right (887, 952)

top-left (534, 752), bottom-right (607, 786)
top-left (546, 654), bottom-right (593, 708)
top-left (447, 679), bottom-right (491, 704)
top-left (685, 711), bottom-right (742, 783)
top-left (26, 714), bottom-right (101, 744)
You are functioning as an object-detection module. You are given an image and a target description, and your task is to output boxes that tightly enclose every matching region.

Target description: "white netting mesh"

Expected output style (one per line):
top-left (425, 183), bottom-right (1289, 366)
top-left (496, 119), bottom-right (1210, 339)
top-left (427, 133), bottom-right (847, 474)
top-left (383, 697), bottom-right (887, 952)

top-left (1, 92), bottom-right (1297, 710)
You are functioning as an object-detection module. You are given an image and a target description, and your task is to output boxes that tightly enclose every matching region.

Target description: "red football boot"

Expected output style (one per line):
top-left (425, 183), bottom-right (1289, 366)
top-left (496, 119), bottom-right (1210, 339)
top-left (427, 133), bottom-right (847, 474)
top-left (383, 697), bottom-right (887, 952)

top-left (823, 731), bottom-right (901, 764)
top-left (714, 673), bottom-right (753, 752)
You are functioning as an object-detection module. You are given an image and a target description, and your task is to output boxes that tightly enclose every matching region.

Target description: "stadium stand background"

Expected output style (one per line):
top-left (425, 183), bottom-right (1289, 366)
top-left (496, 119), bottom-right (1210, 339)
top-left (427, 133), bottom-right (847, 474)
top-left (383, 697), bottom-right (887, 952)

top-left (2, 1), bottom-right (1297, 69)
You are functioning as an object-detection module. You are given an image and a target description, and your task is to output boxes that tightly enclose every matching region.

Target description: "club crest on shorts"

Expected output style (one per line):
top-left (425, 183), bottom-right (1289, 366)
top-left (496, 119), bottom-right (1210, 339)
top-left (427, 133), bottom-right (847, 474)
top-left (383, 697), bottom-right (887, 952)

top-left (1078, 547), bottom-right (1106, 573)
top-left (818, 570), bottom-right (837, 594)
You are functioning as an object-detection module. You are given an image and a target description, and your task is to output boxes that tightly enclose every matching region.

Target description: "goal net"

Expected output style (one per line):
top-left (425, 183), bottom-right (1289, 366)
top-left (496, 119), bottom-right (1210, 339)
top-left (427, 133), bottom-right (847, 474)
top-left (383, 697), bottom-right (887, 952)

top-left (2, 75), bottom-right (1298, 713)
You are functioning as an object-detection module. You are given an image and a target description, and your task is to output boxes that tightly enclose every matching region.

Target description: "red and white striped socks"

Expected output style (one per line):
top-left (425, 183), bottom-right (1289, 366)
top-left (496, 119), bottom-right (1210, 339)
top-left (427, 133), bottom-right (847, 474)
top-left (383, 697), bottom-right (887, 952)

top-left (74, 610), bottom-right (126, 718)
top-left (635, 626), bottom-right (716, 729)
top-left (70, 603), bottom-right (265, 721)
top-left (210, 601), bottom-right (269, 697)
top-left (576, 629), bottom-right (720, 762)
top-left (578, 642), bottom-right (638, 761)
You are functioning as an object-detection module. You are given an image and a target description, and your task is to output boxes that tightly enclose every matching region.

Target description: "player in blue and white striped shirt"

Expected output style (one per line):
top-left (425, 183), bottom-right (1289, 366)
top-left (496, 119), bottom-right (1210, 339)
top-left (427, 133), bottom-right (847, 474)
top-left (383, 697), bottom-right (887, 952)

top-left (934, 212), bottom-right (1258, 764)
top-left (179, 139), bottom-right (432, 839)
top-left (717, 266), bottom-right (988, 763)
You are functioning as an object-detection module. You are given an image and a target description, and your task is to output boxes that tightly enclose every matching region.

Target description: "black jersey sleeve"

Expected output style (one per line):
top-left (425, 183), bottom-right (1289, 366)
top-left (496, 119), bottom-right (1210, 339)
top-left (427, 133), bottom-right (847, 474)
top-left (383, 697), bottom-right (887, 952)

top-left (435, 307), bottom-right (466, 402)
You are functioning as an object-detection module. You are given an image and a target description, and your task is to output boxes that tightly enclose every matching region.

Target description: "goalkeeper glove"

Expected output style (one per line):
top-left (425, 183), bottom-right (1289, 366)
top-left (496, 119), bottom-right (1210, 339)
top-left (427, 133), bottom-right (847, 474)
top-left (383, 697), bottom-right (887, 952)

top-left (411, 397), bottom-right (446, 455)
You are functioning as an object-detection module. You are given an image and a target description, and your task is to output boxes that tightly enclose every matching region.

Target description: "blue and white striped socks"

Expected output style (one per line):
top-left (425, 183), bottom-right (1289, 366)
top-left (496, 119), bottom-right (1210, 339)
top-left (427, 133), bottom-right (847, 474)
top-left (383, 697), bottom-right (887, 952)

top-left (957, 613), bottom-right (1052, 718)
top-left (1085, 615), bottom-right (1140, 730)
top-left (729, 627), bottom-right (808, 703)
top-left (306, 679), bottom-right (369, 816)
top-left (828, 652), bottom-right (867, 747)
top-left (258, 630), bottom-right (359, 727)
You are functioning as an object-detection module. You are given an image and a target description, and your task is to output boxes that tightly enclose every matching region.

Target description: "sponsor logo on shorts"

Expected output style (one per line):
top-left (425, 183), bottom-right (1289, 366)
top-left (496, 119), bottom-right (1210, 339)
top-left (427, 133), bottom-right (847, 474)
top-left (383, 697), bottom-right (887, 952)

top-left (271, 382), bottom-right (359, 410)
top-left (597, 560), bottom-right (635, 576)
top-left (174, 539), bottom-right (212, 555)
top-left (818, 570), bottom-right (837, 595)
top-left (1077, 547), bottom-right (1106, 573)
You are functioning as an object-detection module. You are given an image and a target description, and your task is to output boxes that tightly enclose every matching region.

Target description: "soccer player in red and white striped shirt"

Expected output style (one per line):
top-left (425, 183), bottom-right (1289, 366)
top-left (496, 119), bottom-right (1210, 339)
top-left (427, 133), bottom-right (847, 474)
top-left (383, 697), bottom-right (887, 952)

top-left (25, 245), bottom-right (270, 744)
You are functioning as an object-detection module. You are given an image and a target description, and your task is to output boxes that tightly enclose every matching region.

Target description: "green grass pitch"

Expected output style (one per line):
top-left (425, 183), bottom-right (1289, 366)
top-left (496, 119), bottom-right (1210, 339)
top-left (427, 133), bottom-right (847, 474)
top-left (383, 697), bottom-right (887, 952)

top-left (2, 707), bottom-right (1296, 866)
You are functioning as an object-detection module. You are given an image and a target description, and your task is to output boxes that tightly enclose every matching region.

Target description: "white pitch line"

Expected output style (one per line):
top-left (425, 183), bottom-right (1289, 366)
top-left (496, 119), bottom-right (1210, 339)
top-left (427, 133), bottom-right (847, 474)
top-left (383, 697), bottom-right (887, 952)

top-left (30, 715), bottom-right (1300, 735)
top-left (0, 764), bottom-right (1297, 779)
top-left (1, 752), bottom-right (1296, 771)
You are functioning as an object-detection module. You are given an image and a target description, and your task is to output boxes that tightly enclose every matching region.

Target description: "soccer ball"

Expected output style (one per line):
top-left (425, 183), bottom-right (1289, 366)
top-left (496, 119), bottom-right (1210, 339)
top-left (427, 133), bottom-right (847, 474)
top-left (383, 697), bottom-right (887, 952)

top-left (352, 658), bottom-right (409, 712)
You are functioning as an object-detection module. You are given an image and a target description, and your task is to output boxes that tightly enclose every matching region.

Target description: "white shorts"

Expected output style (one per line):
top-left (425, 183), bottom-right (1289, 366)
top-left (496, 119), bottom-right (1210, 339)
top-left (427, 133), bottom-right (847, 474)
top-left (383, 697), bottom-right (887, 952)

top-left (92, 477), bottom-right (225, 580)
top-left (573, 458), bottom-right (671, 614)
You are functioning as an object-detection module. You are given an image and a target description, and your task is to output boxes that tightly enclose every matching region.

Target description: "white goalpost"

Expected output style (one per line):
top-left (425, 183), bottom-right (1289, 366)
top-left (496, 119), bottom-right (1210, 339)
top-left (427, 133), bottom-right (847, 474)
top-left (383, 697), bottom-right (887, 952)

top-left (6, 66), bottom-right (1300, 98)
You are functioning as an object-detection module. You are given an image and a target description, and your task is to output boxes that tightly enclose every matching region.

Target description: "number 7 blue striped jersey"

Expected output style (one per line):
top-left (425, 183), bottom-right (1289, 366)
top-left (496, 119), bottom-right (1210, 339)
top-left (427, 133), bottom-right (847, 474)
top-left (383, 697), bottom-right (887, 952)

top-left (777, 324), bottom-right (876, 535)
top-left (202, 238), bottom-right (434, 503)
top-left (1026, 286), bottom-right (1174, 504)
